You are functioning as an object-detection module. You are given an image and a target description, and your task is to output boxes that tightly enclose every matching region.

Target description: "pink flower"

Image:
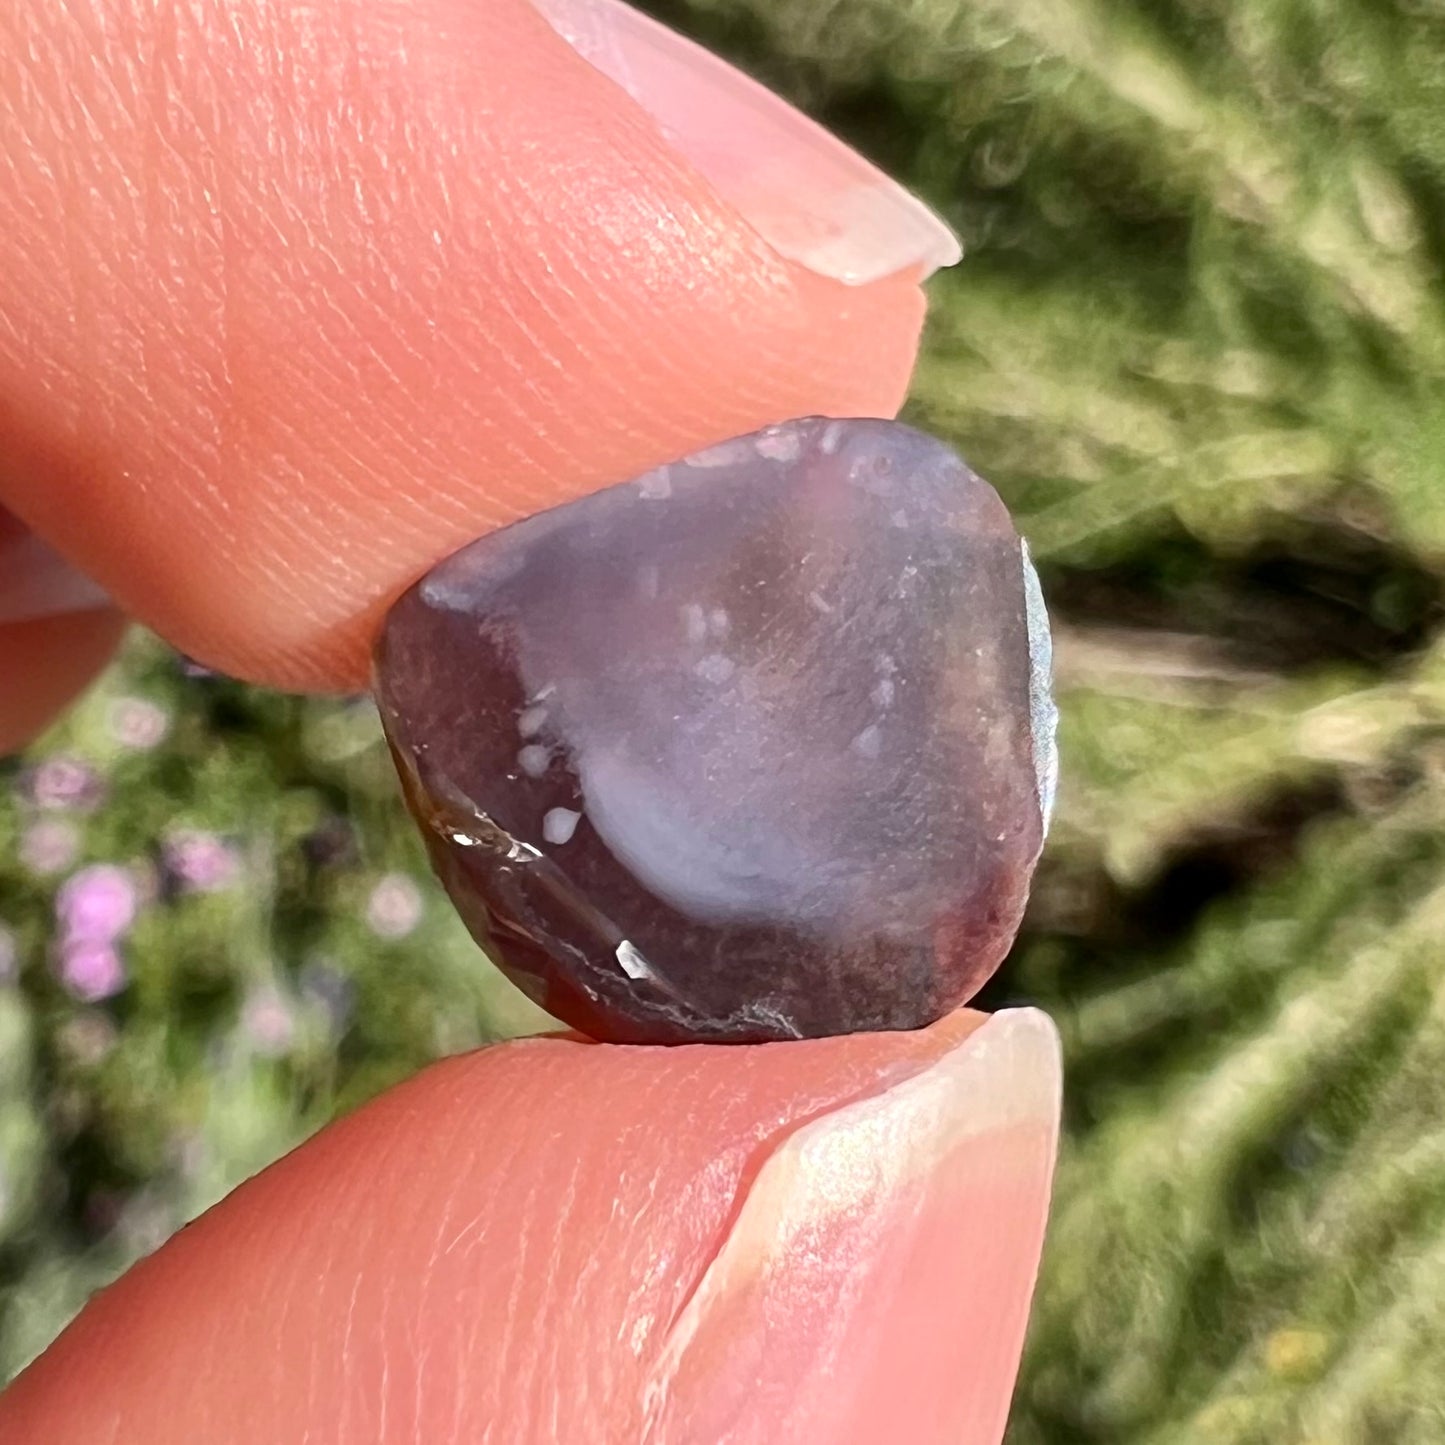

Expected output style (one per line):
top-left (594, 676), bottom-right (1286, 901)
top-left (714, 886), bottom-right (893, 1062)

top-left (56, 864), bottom-right (138, 942)
top-left (19, 818), bottom-right (80, 876)
top-left (241, 985), bottom-right (296, 1056)
top-left (107, 697), bottom-right (171, 750)
top-left (57, 937), bottom-right (127, 1002)
top-left (26, 756), bottom-right (105, 812)
top-left (163, 830), bottom-right (241, 893)
top-left (366, 874), bottom-right (424, 938)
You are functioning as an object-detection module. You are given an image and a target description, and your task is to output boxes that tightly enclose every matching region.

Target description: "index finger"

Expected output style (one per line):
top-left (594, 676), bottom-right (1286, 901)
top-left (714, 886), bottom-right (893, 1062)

top-left (0, 0), bottom-right (947, 692)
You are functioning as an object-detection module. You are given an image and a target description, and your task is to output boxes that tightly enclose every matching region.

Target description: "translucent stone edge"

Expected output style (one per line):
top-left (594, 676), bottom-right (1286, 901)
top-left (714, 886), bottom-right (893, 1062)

top-left (1021, 539), bottom-right (1059, 832)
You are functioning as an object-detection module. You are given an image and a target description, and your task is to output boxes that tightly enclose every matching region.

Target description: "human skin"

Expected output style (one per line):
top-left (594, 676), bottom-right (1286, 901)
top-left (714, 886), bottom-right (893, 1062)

top-left (0, 1), bottom-right (1061, 1439)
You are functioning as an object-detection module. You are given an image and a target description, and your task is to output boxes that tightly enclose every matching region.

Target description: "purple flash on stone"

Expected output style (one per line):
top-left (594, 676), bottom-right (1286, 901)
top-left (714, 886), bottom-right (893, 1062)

top-left (374, 417), bottom-right (1056, 1044)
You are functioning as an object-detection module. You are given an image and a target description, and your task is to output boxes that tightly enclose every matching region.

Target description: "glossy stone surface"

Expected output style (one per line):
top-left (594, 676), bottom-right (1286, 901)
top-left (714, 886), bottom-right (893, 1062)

top-left (375, 417), bottom-right (1056, 1044)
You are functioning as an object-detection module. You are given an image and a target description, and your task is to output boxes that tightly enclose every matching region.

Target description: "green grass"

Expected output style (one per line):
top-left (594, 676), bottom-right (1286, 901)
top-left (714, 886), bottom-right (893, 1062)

top-left (664, 0), bottom-right (1445, 1434)
top-left (6, 0), bottom-right (1445, 1435)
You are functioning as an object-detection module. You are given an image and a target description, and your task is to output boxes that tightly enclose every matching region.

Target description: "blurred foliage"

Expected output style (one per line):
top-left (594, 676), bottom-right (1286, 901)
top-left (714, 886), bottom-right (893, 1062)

top-left (0, 646), bottom-right (551, 1378)
top-left (4, 0), bottom-right (1445, 1437)
top-left (639, 0), bottom-right (1445, 1437)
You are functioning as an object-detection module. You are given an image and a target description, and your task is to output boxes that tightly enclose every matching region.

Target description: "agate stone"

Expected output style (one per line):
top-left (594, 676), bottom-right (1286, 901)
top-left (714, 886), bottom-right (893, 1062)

top-left (374, 417), bottom-right (1057, 1044)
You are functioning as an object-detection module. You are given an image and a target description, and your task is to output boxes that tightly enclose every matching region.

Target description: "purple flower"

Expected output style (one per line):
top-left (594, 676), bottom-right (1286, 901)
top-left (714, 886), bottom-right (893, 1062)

top-left (163, 830), bottom-right (241, 893)
top-left (365, 873), bottom-right (424, 938)
top-left (0, 925), bottom-right (17, 984)
top-left (25, 755), bottom-right (105, 812)
top-left (107, 697), bottom-right (171, 751)
top-left (241, 984), bottom-right (297, 1056)
top-left (19, 818), bottom-right (80, 876)
top-left (56, 937), bottom-right (127, 1002)
top-left (56, 864), bottom-right (137, 943)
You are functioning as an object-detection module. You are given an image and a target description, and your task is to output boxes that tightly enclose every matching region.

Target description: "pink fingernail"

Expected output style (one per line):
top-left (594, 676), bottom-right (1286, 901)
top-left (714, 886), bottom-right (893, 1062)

top-left (0, 532), bottom-right (112, 624)
top-left (532, 0), bottom-right (961, 286)
top-left (642, 1009), bottom-right (1062, 1444)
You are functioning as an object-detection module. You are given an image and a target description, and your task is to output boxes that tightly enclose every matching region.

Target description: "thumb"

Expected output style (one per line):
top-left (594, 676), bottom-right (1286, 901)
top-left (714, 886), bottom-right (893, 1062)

top-left (0, 1009), bottom-right (1059, 1444)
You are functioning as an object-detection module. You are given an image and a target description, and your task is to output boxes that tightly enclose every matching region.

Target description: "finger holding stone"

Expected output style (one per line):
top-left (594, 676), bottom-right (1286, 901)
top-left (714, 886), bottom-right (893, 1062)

top-left (376, 417), bottom-right (1057, 1043)
top-left (0, 1008), bottom-right (1061, 1445)
top-left (0, 0), bottom-right (949, 700)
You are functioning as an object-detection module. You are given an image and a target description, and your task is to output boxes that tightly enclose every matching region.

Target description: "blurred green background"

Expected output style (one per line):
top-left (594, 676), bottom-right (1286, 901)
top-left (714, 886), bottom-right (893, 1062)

top-left (5, 0), bottom-right (1445, 1437)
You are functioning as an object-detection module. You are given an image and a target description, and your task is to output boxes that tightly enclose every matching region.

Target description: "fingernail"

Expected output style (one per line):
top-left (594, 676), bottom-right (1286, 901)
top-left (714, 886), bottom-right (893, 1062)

top-left (642, 1008), bottom-right (1062, 1444)
top-left (531, 0), bottom-right (961, 285)
top-left (0, 532), bottom-right (112, 624)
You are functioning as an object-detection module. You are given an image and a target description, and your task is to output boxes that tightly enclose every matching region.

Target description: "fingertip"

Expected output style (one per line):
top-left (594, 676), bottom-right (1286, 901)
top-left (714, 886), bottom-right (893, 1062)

top-left (0, 1010), bottom-right (1057, 1444)
top-left (644, 1010), bottom-right (1060, 1444)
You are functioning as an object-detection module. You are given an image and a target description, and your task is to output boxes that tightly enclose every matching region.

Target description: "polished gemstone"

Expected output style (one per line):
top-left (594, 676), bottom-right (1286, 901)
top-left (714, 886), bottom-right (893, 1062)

top-left (375, 417), bottom-right (1056, 1044)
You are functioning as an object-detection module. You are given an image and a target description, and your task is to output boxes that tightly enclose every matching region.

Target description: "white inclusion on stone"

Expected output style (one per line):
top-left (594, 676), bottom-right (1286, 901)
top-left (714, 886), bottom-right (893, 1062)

top-left (708, 607), bottom-right (731, 640)
top-left (740, 1002), bottom-right (804, 1039)
top-left (681, 602), bottom-right (708, 645)
top-left (615, 940), bottom-right (652, 980)
top-left (454, 833), bottom-right (541, 863)
top-left (847, 452), bottom-right (896, 497)
top-left (695, 653), bottom-right (735, 684)
top-left (876, 652), bottom-right (898, 676)
top-left (851, 723), bottom-right (883, 759)
top-left (688, 438), bottom-right (753, 469)
top-left (542, 806), bottom-right (581, 846)
top-left (444, 824), bottom-right (540, 864)
top-left (518, 744), bottom-right (551, 778)
top-left (891, 508), bottom-right (911, 528)
top-left (871, 677), bottom-right (896, 708)
top-left (808, 590), bottom-right (835, 615)
top-left (419, 576), bottom-right (477, 613)
top-left (636, 564), bottom-right (660, 601)
top-left (1021, 538), bottom-right (1060, 831)
top-left (755, 427), bottom-right (803, 462)
top-left (516, 704), bottom-right (549, 738)
top-left (418, 547), bottom-right (525, 612)
top-left (636, 467), bottom-right (672, 500)
top-left (818, 421), bottom-right (845, 455)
